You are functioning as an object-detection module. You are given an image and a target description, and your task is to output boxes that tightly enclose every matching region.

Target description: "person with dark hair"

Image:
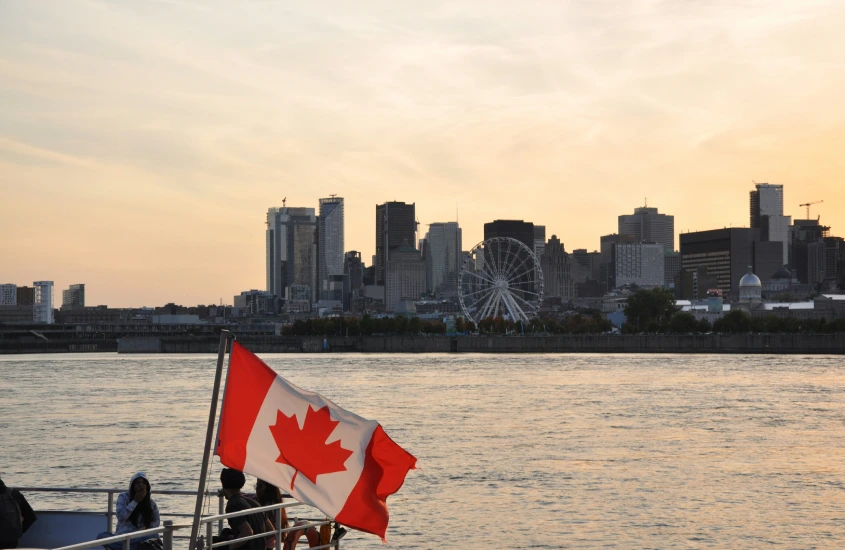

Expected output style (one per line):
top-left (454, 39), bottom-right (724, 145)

top-left (251, 479), bottom-right (319, 550)
top-left (0, 475), bottom-right (36, 550)
top-left (217, 469), bottom-right (266, 550)
top-left (98, 472), bottom-right (160, 550)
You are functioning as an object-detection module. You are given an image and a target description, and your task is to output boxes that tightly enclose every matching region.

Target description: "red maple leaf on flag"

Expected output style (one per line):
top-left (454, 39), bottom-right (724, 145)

top-left (269, 405), bottom-right (354, 490)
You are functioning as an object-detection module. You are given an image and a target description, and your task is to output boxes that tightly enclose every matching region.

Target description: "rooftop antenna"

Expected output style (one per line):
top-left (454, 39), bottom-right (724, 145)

top-left (644, 197), bottom-right (648, 207)
top-left (282, 197), bottom-right (287, 207)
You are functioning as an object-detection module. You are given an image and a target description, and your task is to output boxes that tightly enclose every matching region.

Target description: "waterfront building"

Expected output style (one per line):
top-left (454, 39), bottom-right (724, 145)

top-left (738, 267), bottom-right (763, 302)
top-left (62, 284), bottom-right (85, 308)
top-left (317, 197), bottom-right (344, 300)
top-left (0, 284), bottom-right (16, 305)
top-left (33, 281), bottom-right (54, 324)
top-left (612, 242), bottom-right (665, 288)
top-left (16, 286), bottom-right (34, 306)
top-left (385, 242), bottom-right (426, 312)
top-left (266, 206), bottom-right (318, 302)
top-left (541, 235), bottom-right (574, 299)
top-left (375, 201), bottom-right (417, 292)
top-left (750, 183), bottom-right (791, 265)
top-left (679, 228), bottom-right (782, 299)
top-left (618, 206), bottom-right (675, 251)
top-left (424, 222), bottom-right (462, 299)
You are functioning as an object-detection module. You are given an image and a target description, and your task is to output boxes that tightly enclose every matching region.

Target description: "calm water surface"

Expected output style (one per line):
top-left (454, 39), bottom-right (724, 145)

top-left (3, 353), bottom-right (845, 549)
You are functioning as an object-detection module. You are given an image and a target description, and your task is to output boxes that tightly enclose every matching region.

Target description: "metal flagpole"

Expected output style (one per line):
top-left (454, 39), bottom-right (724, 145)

top-left (189, 330), bottom-right (232, 550)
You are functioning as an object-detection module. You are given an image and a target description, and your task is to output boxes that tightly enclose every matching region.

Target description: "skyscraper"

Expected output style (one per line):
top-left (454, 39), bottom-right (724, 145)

top-left (62, 284), bottom-right (85, 308)
top-left (266, 206), bottom-right (317, 301)
top-left (0, 284), bottom-right (16, 305)
top-left (680, 228), bottom-right (782, 298)
top-left (33, 280), bottom-right (54, 324)
top-left (375, 201), bottom-right (416, 287)
top-left (424, 222), bottom-right (462, 299)
top-left (318, 197), bottom-right (344, 300)
top-left (750, 183), bottom-right (791, 265)
top-left (541, 236), bottom-right (574, 299)
top-left (618, 206), bottom-right (675, 251)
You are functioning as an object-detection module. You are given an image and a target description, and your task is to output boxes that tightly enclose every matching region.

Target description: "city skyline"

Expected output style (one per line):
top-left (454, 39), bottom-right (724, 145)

top-left (2, 2), bottom-right (844, 307)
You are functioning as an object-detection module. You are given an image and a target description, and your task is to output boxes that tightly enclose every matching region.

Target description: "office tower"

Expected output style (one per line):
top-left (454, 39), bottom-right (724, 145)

top-left (0, 284), bottom-right (16, 305)
top-left (33, 281), bottom-right (54, 324)
top-left (16, 286), bottom-right (34, 306)
top-left (266, 206), bottom-right (317, 301)
top-left (541, 236), bottom-right (574, 299)
top-left (600, 233), bottom-right (636, 292)
top-left (750, 183), bottom-right (791, 265)
top-left (612, 243), bottom-right (665, 288)
top-left (317, 197), bottom-right (344, 300)
top-left (483, 220), bottom-right (535, 251)
top-left (664, 251), bottom-right (682, 289)
top-left (425, 222), bottom-right (462, 299)
top-left (618, 206), bottom-right (675, 251)
top-left (533, 225), bottom-right (546, 258)
top-left (385, 243), bottom-right (426, 312)
top-left (375, 202), bottom-right (417, 287)
top-left (62, 284), bottom-right (85, 308)
top-left (343, 251), bottom-right (364, 311)
top-left (680, 228), bottom-right (782, 299)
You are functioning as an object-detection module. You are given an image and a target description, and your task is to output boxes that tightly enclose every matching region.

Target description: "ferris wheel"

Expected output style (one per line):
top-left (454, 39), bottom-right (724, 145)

top-left (458, 237), bottom-right (544, 325)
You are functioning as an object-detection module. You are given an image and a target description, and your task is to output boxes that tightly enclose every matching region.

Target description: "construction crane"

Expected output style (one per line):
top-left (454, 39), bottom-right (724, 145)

top-left (799, 200), bottom-right (823, 219)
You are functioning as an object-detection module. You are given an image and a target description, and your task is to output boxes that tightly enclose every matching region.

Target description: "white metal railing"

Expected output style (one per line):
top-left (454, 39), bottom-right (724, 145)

top-left (14, 487), bottom-right (344, 550)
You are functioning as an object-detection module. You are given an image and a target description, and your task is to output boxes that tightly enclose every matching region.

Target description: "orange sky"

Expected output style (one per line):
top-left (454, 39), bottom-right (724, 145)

top-left (1, 1), bottom-right (844, 307)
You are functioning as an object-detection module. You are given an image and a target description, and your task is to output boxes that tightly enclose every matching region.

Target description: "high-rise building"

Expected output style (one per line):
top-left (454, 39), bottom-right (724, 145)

top-left (533, 225), bottom-right (546, 258)
top-left (375, 202), bottom-right (417, 287)
top-left (541, 236), bottom-right (574, 299)
top-left (750, 183), bottom-right (791, 265)
top-left (62, 284), bottom-right (85, 308)
top-left (425, 222), bottom-right (462, 299)
top-left (618, 206), bottom-right (675, 251)
top-left (33, 281), bottom-right (54, 324)
top-left (317, 197), bottom-right (344, 300)
top-left (266, 206), bottom-right (317, 301)
top-left (343, 251), bottom-right (364, 311)
top-left (600, 233), bottom-right (636, 292)
top-left (484, 220), bottom-right (535, 251)
top-left (16, 286), bottom-right (34, 306)
top-left (664, 251), bottom-right (682, 290)
top-left (612, 243), bottom-right (665, 288)
top-left (385, 243), bottom-right (426, 312)
top-left (0, 284), bottom-right (16, 305)
top-left (680, 228), bottom-right (782, 299)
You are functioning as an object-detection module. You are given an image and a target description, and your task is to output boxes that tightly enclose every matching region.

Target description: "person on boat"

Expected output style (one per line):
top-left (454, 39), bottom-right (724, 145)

top-left (217, 469), bottom-right (267, 550)
top-left (98, 472), bottom-right (160, 550)
top-left (0, 475), bottom-right (37, 550)
top-left (250, 479), bottom-right (318, 550)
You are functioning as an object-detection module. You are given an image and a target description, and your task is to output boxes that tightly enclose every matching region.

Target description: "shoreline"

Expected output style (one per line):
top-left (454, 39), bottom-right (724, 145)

top-left (3, 333), bottom-right (845, 354)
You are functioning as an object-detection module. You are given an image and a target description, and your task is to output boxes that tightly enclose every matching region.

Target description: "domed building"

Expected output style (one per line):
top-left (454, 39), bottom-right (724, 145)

top-left (738, 266), bottom-right (762, 302)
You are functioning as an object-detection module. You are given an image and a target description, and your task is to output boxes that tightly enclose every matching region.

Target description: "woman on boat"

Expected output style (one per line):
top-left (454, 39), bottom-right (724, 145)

top-left (98, 472), bottom-right (160, 550)
top-left (252, 479), bottom-right (318, 550)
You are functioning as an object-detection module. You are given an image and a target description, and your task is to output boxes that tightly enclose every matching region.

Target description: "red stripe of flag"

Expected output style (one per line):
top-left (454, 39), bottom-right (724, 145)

top-left (335, 425), bottom-right (417, 541)
top-left (215, 341), bottom-right (277, 470)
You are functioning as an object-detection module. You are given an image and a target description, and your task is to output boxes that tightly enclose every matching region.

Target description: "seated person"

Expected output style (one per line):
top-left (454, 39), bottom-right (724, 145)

top-left (216, 469), bottom-right (266, 550)
top-left (98, 473), bottom-right (160, 550)
top-left (0, 475), bottom-right (37, 550)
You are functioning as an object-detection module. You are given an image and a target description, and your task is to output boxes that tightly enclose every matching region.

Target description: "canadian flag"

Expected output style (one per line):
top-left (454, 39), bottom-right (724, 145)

top-left (215, 341), bottom-right (417, 541)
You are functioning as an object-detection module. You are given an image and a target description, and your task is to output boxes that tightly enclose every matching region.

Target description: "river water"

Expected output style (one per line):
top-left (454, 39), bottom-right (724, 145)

top-left (2, 353), bottom-right (845, 548)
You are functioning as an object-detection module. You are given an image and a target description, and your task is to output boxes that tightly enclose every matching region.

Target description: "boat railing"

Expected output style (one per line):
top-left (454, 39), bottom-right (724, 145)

top-left (13, 487), bottom-right (342, 550)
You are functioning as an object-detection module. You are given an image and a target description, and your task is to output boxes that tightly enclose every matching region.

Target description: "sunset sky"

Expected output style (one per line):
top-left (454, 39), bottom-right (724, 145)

top-left (2, 0), bottom-right (844, 307)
